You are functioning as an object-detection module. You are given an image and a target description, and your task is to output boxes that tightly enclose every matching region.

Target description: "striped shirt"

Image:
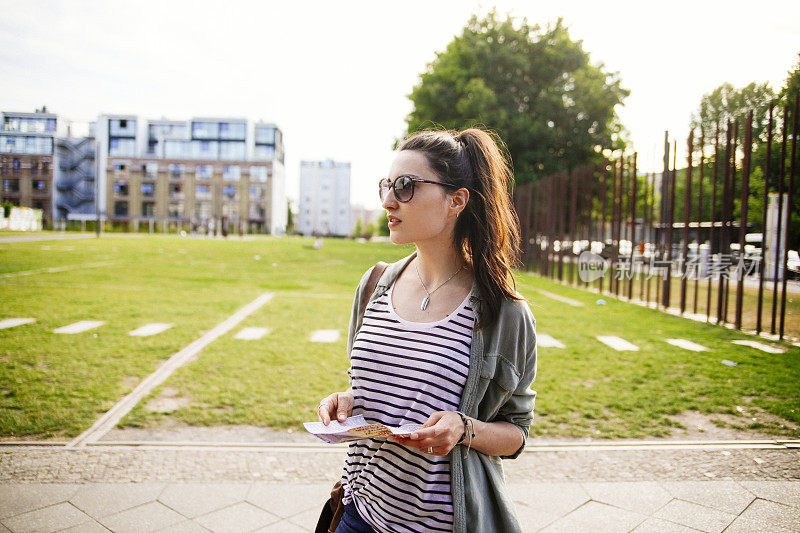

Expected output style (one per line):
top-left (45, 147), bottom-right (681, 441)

top-left (342, 280), bottom-right (475, 533)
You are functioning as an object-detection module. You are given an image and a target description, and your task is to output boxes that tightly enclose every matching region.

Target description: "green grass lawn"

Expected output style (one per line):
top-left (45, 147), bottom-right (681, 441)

top-left (1, 235), bottom-right (798, 440)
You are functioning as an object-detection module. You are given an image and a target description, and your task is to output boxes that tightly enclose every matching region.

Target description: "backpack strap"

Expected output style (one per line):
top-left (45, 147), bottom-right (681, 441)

top-left (359, 262), bottom-right (388, 330)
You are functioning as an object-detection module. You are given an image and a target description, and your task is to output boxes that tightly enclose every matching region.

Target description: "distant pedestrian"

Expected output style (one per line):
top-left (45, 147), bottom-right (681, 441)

top-left (317, 128), bottom-right (537, 533)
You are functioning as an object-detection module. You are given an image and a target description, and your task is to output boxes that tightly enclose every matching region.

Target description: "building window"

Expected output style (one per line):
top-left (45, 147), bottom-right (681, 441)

top-left (219, 122), bottom-right (246, 140)
top-left (114, 201), bottom-right (128, 216)
top-left (113, 163), bottom-right (126, 171)
top-left (223, 185), bottom-right (236, 199)
top-left (144, 163), bottom-right (158, 179)
top-left (168, 163), bottom-right (183, 179)
top-left (109, 138), bottom-right (135, 157)
top-left (141, 182), bottom-right (155, 197)
top-left (164, 140), bottom-right (187, 159)
top-left (114, 180), bottom-right (128, 195)
top-left (255, 127), bottom-right (275, 144)
top-left (219, 141), bottom-right (246, 160)
top-left (223, 166), bottom-right (240, 182)
top-left (249, 204), bottom-right (265, 218)
top-left (41, 161), bottom-right (48, 173)
top-left (169, 182), bottom-right (183, 199)
top-left (141, 201), bottom-right (156, 217)
top-left (196, 201), bottom-right (212, 220)
top-left (168, 202), bottom-right (183, 219)
top-left (192, 122), bottom-right (219, 139)
top-left (254, 145), bottom-right (275, 160)
top-left (196, 164), bottom-right (212, 180)
top-left (3, 179), bottom-right (20, 193)
top-left (250, 166), bottom-right (267, 182)
top-left (196, 184), bottom-right (211, 199)
top-left (32, 180), bottom-right (47, 192)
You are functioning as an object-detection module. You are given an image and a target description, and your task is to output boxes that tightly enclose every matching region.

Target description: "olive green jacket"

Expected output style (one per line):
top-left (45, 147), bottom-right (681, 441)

top-left (346, 251), bottom-right (538, 533)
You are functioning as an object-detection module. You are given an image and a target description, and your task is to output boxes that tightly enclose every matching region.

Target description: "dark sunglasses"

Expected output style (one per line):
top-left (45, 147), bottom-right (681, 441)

top-left (379, 175), bottom-right (460, 203)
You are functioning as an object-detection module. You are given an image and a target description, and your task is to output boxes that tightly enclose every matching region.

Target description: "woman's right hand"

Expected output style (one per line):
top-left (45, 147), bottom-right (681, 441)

top-left (317, 390), bottom-right (354, 425)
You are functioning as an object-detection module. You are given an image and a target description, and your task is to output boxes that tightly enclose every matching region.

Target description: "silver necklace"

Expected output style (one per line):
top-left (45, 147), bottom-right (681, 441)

top-left (414, 261), bottom-right (465, 311)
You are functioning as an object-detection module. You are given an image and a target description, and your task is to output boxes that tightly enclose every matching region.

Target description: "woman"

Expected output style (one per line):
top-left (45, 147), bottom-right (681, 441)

top-left (318, 128), bottom-right (537, 533)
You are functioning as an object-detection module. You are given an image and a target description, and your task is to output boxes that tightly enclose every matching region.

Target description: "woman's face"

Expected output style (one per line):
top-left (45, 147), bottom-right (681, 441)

top-left (382, 150), bottom-right (457, 246)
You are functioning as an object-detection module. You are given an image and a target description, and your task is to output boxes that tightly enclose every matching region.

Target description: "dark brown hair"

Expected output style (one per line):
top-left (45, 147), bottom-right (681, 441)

top-left (398, 127), bottom-right (524, 330)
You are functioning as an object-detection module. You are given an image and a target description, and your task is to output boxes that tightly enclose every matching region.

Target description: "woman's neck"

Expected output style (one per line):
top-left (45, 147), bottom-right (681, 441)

top-left (413, 244), bottom-right (471, 289)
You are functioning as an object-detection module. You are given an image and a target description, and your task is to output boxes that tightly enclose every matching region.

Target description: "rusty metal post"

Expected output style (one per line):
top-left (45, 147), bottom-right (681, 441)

top-left (723, 121), bottom-right (739, 324)
top-left (680, 130), bottom-right (694, 314)
top-left (717, 121), bottom-right (733, 323)
top-left (627, 154), bottom-right (638, 299)
top-left (569, 168), bottom-right (579, 285)
top-left (646, 172), bottom-right (655, 304)
top-left (771, 106), bottom-right (789, 334)
top-left (664, 141), bottom-right (678, 309)
top-left (694, 132), bottom-right (704, 316)
top-left (779, 95), bottom-right (798, 339)
top-left (735, 112), bottom-right (753, 329)
top-left (707, 123), bottom-right (720, 322)
top-left (599, 163), bottom-right (609, 293)
top-left (756, 105), bottom-right (774, 333)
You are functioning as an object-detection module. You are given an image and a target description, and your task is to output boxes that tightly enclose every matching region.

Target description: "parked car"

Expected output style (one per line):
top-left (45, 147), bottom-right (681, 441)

top-left (788, 250), bottom-right (800, 280)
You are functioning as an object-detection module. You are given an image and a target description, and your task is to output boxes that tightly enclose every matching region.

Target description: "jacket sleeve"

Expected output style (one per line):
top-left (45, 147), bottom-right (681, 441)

top-left (496, 318), bottom-right (537, 460)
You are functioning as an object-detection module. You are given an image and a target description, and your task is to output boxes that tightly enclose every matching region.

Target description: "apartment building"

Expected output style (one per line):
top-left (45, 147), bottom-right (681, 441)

top-left (297, 159), bottom-right (351, 237)
top-left (0, 109), bottom-right (57, 223)
top-left (95, 114), bottom-right (286, 235)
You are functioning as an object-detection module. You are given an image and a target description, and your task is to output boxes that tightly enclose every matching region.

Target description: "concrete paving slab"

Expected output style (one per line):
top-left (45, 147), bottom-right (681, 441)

top-left (287, 506), bottom-right (325, 531)
top-left (535, 289), bottom-right (584, 307)
top-left (597, 335), bottom-right (640, 351)
top-left (659, 480), bottom-right (755, 515)
top-left (98, 500), bottom-right (185, 532)
top-left (722, 498), bottom-right (800, 533)
top-left (69, 482), bottom-right (165, 517)
top-left (506, 482), bottom-right (591, 517)
top-left (155, 519), bottom-right (212, 532)
top-left (665, 339), bottom-right (708, 351)
top-left (310, 330), bottom-right (340, 343)
top-left (731, 340), bottom-right (786, 353)
top-left (630, 517), bottom-right (703, 532)
top-left (253, 520), bottom-right (309, 532)
top-left (508, 502), bottom-right (561, 532)
top-left (652, 499), bottom-right (737, 532)
top-left (538, 500), bottom-right (647, 532)
top-left (0, 318), bottom-right (36, 330)
top-left (246, 482), bottom-right (332, 518)
top-left (2, 501), bottom-right (91, 532)
top-left (195, 502), bottom-right (280, 532)
top-left (0, 522), bottom-right (10, 533)
top-left (736, 480), bottom-right (800, 508)
top-left (0, 483), bottom-right (82, 519)
top-left (59, 520), bottom-right (114, 532)
top-left (537, 334), bottom-right (566, 348)
top-left (53, 321), bottom-right (105, 334)
top-left (129, 323), bottom-right (173, 337)
top-left (158, 483), bottom-right (250, 519)
top-left (234, 327), bottom-right (270, 340)
top-left (580, 481), bottom-right (673, 515)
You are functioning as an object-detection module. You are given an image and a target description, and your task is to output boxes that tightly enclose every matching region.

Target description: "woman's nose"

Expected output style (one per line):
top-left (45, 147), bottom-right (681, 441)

top-left (381, 187), bottom-right (398, 208)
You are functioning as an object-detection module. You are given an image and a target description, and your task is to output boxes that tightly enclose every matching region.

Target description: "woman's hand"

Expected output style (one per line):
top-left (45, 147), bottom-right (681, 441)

top-left (392, 411), bottom-right (465, 456)
top-left (317, 390), bottom-right (354, 426)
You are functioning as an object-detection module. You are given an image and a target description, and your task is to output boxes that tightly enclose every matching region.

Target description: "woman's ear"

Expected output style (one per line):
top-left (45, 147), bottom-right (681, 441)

top-left (451, 188), bottom-right (470, 214)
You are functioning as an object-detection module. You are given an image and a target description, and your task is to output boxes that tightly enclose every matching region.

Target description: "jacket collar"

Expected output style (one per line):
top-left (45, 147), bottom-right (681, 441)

top-left (375, 250), bottom-right (482, 320)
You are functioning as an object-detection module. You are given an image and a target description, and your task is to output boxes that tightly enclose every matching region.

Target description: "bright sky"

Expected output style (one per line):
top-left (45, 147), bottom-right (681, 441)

top-left (1, 0), bottom-right (797, 212)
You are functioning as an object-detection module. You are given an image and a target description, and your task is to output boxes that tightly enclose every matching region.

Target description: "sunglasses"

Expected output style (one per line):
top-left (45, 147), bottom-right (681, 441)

top-left (379, 175), bottom-right (460, 203)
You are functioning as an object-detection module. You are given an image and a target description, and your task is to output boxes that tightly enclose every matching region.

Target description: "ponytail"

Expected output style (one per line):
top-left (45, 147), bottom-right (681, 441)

top-left (398, 127), bottom-right (524, 330)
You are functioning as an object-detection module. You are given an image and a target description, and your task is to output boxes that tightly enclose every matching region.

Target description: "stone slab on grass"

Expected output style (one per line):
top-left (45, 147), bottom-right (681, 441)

top-left (53, 320), bottom-right (105, 334)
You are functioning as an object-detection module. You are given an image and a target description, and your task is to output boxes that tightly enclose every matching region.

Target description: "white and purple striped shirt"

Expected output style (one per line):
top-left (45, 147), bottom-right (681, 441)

top-left (342, 280), bottom-right (475, 533)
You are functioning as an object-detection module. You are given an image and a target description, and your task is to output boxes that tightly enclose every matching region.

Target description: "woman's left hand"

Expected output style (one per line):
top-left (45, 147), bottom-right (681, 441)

top-left (391, 411), bottom-right (464, 456)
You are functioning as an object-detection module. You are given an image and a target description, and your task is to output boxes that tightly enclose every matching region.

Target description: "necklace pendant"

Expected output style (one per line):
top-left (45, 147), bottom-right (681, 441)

top-left (421, 295), bottom-right (429, 311)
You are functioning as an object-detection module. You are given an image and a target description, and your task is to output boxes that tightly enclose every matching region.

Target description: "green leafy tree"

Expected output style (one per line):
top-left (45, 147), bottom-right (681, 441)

top-left (286, 200), bottom-right (295, 235)
top-left (377, 212), bottom-right (390, 237)
top-left (352, 217), bottom-right (364, 238)
top-left (690, 82), bottom-right (775, 145)
top-left (405, 11), bottom-right (629, 184)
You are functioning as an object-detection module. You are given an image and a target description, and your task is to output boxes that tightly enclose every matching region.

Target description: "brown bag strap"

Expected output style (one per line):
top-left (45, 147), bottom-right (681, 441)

top-left (359, 262), bottom-right (387, 330)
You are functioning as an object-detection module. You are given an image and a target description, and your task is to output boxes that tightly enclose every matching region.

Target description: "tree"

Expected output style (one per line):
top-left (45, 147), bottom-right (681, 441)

top-left (405, 11), bottom-right (629, 184)
top-left (352, 217), bottom-right (364, 238)
top-left (285, 199), bottom-right (295, 235)
top-left (690, 82), bottom-right (775, 145)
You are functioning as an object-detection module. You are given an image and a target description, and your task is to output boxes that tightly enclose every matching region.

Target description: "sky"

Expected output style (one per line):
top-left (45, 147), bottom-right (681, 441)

top-left (1, 0), bottom-right (798, 213)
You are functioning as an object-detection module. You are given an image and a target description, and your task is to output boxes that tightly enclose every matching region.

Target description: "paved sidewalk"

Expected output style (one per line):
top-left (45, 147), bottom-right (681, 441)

top-left (1, 443), bottom-right (798, 532)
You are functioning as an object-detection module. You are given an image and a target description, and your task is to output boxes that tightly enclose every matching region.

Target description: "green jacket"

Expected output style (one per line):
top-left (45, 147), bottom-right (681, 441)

top-left (346, 251), bottom-right (538, 533)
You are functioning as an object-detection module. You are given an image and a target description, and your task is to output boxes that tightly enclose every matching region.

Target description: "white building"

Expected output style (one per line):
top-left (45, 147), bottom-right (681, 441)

top-left (298, 159), bottom-right (351, 237)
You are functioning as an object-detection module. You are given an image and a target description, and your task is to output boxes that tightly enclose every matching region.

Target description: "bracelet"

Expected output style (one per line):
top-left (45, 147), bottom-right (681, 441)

top-left (455, 411), bottom-right (476, 450)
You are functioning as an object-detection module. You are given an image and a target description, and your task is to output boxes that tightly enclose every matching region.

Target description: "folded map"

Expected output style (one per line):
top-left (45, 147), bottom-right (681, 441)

top-left (303, 414), bottom-right (422, 444)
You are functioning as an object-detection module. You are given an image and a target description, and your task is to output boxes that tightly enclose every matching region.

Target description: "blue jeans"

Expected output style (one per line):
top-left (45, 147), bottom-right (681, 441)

top-left (334, 501), bottom-right (376, 533)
